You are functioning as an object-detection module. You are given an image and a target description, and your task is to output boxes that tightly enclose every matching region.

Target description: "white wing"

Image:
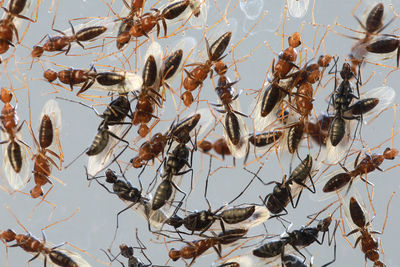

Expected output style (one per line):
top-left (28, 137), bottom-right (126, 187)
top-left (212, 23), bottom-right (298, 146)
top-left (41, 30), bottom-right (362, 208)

top-left (1, 131), bottom-right (30, 190)
top-left (87, 124), bottom-right (125, 177)
top-left (287, 0), bottom-right (310, 18)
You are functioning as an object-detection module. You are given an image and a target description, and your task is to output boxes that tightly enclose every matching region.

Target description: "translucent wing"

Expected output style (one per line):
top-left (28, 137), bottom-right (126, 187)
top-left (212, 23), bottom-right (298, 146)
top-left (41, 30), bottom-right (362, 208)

top-left (91, 71), bottom-right (143, 93)
top-left (122, 199), bottom-right (171, 230)
top-left (40, 99), bottom-right (62, 155)
top-left (287, 0), bottom-right (310, 18)
top-left (324, 119), bottom-right (352, 165)
top-left (1, 131), bottom-right (30, 190)
top-left (208, 205), bottom-right (271, 233)
top-left (36, 243), bottom-right (92, 267)
top-left (87, 124), bottom-right (125, 177)
top-left (240, 0), bottom-right (264, 20)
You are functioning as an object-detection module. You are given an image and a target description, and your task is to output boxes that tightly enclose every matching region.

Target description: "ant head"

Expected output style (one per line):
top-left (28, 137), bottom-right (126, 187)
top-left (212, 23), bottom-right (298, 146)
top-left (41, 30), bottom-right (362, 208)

top-left (0, 87), bottom-right (12, 103)
top-left (0, 229), bottom-right (16, 242)
top-left (30, 186), bottom-right (44, 198)
top-left (105, 169), bottom-right (118, 183)
top-left (384, 147), bottom-right (398, 160)
top-left (340, 63), bottom-right (353, 80)
top-left (288, 32), bottom-right (301, 48)
top-left (119, 243), bottom-right (134, 258)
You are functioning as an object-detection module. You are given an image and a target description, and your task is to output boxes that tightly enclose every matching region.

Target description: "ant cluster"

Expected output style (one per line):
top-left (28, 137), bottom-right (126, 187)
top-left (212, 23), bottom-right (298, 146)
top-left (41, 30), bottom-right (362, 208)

top-left (0, 0), bottom-right (399, 266)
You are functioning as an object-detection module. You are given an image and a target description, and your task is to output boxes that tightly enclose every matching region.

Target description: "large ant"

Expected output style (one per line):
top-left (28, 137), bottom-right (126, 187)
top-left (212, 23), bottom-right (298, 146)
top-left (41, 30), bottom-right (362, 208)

top-left (27, 99), bottom-right (63, 199)
top-left (126, 0), bottom-right (190, 39)
top-left (323, 147), bottom-right (398, 193)
top-left (44, 67), bottom-right (139, 95)
top-left (0, 87), bottom-right (30, 190)
top-left (211, 60), bottom-right (249, 158)
top-left (346, 197), bottom-right (385, 267)
top-left (284, 55), bottom-right (332, 154)
top-left (0, 0), bottom-right (34, 54)
top-left (151, 112), bottom-right (202, 211)
top-left (87, 167), bottom-right (168, 233)
top-left (168, 229), bottom-right (248, 264)
top-left (253, 215), bottom-right (337, 266)
top-left (31, 21), bottom-right (107, 57)
top-left (366, 36), bottom-right (400, 67)
top-left (182, 31), bottom-right (232, 107)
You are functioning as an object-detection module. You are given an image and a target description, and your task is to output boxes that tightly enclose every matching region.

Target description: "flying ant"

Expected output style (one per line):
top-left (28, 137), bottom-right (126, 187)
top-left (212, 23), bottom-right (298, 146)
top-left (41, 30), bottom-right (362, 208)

top-left (198, 138), bottom-right (231, 159)
top-left (151, 142), bottom-right (192, 211)
top-left (132, 112), bottom-right (201, 170)
top-left (0, 229), bottom-right (88, 267)
top-left (346, 197), bottom-right (385, 267)
top-left (346, 2), bottom-right (396, 73)
top-left (366, 35), bottom-right (400, 67)
top-left (0, 0), bottom-right (34, 54)
top-left (211, 61), bottom-right (249, 158)
top-left (132, 42), bottom-right (164, 137)
top-left (271, 32), bottom-right (301, 81)
top-left (182, 31), bottom-right (232, 107)
top-left (0, 87), bottom-right (30, 190)
top-left (127, 0), bottom-right (190, 38)
top-left (150, 112), bottom-right (203, 211)
top-left (86, 167), bottom-right (168, 233)
top-left (31, 20), bottom-right (107, 57)
top-left (253, 214), bottom-right (337, 266)
top-left (254, 155), bottom-right (315, 217)
top-left (59, 94), bottom-right (132, 175)
top-left (323, 147), bottom-right (398, 193)
top-left (44, 67), bottom-right (142, 95)
top-left (0, 207), bottom-right (89, 267)
top-left (168, 229), bottom-right (248, 264)
top-left (253, 32), bottom-right (301, 130)
top-left (27, 99), bottom-right (63, 199)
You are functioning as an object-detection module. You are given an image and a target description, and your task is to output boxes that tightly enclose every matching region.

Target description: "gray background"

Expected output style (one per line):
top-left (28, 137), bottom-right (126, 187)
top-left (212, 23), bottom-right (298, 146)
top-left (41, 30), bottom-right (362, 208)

top-left (1, 0), bottom-right (400, 266)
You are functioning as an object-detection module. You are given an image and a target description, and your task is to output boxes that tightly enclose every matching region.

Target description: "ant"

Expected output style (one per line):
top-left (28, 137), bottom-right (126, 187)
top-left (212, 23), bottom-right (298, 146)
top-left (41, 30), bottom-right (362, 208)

top-left (150, 112), bottom-right (202, 211)
top-left (0, 0), bottom-right (34, 54)
top-left (254, 32), bottom-right (301, 127)
top-left (0, 229), bottom-right (82, 267)
top-left (182, 31), bottom-right (232, 107)
top-left (168, 229), bottom-right (248, 264)
top-left (198, 137), bottom-right (231, 159)
top-left (44, 67), bottom-right (137, 95)
top-left (0, 87), bottom-right (30, 190)
top-left (284, 55), bottom-right (332, 154)
top-left (366, 35), bottom-right (400, 67)
top-left (127, 0), bottom-right (190, 38)
top-left (323, 147), bottom-right (398, 193)
top-left (27, 99), bottom-right (63, 199)
top-left (31, 20), bottom-right (107, 57)
top-left (211, 60), bottom-right (249, 158)
top-left (132, 50), bottom-right (164, 137)
top-left (253, 214), bottom-right (337, 266)
top-left (86, 166), bottom-right (168, 234)
top-left (253, 155), bottom-right (315, 217)
top-left (0, 207), bottom-right (88, 267)
top-left (165, 205), bottom-right (256, 236)
top-left (346, 197), bottom-right (386, 267)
